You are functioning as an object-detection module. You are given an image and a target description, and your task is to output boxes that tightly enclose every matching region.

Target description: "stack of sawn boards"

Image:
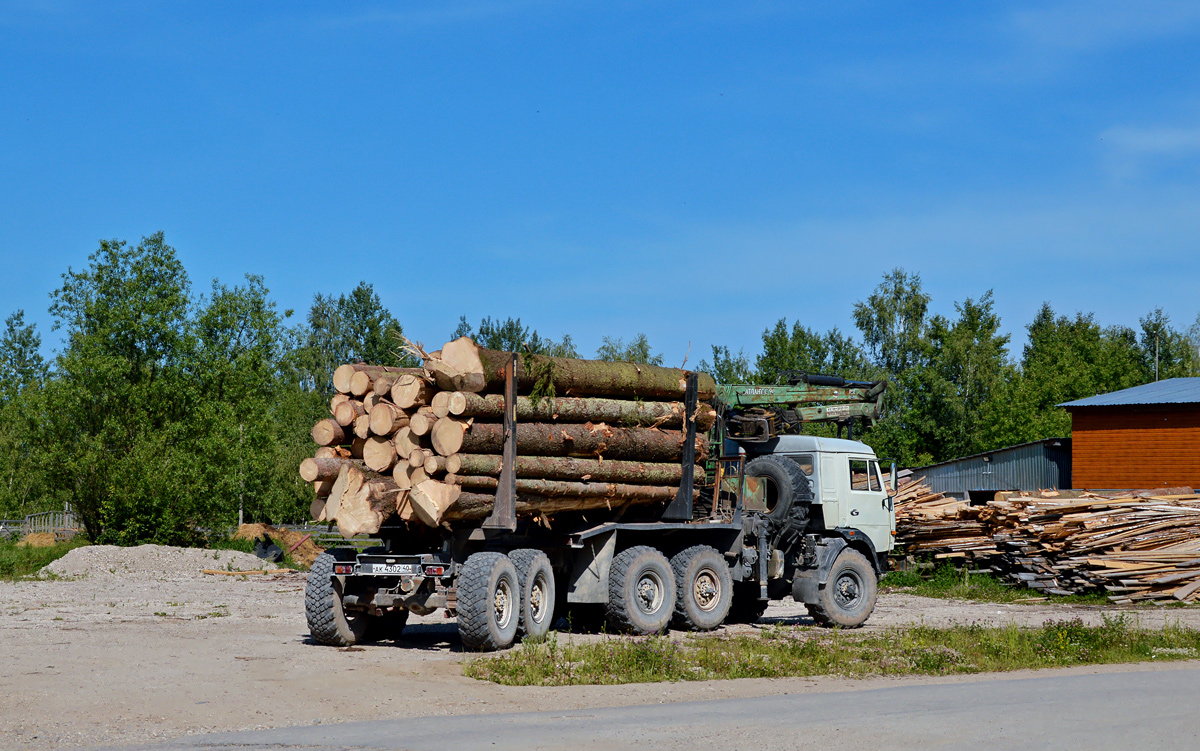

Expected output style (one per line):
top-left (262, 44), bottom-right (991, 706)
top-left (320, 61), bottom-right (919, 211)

top-left (301, 337), bottom-right (718, 539)
top-left (893, 478), bottom-right (1200, 604)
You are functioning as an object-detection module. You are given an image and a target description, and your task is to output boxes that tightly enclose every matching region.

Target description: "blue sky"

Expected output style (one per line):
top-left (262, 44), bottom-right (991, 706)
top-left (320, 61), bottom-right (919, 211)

top-left (2, 1), bottom-right (1198, 365)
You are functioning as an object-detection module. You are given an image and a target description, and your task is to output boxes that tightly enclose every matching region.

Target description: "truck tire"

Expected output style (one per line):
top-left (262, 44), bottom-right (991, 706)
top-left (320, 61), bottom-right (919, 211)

top-left (671, 546), bottom-right (733, 631)
top-left (305, 549), bottom-right (369, 646)
top-left (606, 546), bottom-right (675, 635)
top-left (744, 455), bottom-right (811, 529)
top-left (725, 581), bottom-right (768, 624)
top-left (457, 552), bottom-right (521, 651)
top-left (509, 549), bottom-right (556, 641)
top-left (806, 549), bottom-right (877, 628)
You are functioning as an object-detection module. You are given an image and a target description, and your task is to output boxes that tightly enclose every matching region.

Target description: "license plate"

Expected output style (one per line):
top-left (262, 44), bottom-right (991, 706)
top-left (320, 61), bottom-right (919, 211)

top-left (363, 563), bottom-right (419, 575)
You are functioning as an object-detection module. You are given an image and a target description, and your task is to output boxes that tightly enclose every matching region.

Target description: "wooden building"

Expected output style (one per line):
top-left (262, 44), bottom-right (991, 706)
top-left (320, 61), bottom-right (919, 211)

top-left (1061, 378), bottom-right (1200, 489)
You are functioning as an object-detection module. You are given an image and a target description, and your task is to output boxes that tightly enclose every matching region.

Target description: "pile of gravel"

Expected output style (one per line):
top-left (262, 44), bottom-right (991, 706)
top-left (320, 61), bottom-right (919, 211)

top-left (41, 544), bottom-right (278, 580)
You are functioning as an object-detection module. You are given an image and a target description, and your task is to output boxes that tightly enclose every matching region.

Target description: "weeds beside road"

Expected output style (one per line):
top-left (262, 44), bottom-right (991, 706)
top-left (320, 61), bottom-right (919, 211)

top-left (466, 616), bottom-right (1200, 686)
top-left (882, 564), bottom-right (1111, 605)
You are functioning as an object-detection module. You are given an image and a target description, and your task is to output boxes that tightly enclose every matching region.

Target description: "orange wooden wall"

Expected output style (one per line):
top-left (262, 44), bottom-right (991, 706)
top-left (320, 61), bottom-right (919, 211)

top-left (1070, 405), bottom-right (1200, 489)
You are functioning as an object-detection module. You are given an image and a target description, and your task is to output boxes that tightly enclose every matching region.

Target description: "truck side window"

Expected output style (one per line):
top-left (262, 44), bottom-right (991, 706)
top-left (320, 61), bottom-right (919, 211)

top-left (871, 460), bottom-right (887, 493)
top-left (849, 459), bottom-right (872, 491)
top-left (792, 454), bottom-right (814, 476)
top-left (868, 460), bottom-right (882, 492)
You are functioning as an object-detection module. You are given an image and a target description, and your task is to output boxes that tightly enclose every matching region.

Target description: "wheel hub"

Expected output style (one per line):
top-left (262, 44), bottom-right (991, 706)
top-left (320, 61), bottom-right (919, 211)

top-left (493, 579), bottom-right (513, 628)
top-left (693, 569), bottom-right (721, 611)
top-left (636, 572), bottom-right (663, 614)
top-left (834, 572), bottom-right (862, 608)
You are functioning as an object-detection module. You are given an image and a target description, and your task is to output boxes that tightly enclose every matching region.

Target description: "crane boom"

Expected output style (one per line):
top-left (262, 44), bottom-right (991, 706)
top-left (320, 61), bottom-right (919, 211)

top-left (713, 373), bottom-right (887, 442)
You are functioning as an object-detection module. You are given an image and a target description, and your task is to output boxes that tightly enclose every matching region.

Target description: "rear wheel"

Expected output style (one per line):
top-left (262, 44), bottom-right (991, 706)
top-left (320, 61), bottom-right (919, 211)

top-left (806, 549), bottom-right (877, 628)
top-left (606, 546), bottom-right (675, 634)
top-left (457, 552), bottom-right (521, 651)
top-left (671, 546), bottom-right (733, 631)
top-left (509, 549), bottom-right (556, 640)
top-left (305, 549), bottom-right (369, 646)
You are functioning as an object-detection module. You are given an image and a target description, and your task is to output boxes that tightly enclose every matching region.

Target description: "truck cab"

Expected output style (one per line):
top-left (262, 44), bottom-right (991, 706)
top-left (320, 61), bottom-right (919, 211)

top-left (746, 435), bottom-right (895, 561)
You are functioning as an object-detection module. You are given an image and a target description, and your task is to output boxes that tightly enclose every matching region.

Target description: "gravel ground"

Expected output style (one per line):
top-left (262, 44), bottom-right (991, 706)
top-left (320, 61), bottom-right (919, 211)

top-left (42, 545), bottom-right (281, 580)
top-left (1, 546), bottom-right (1199, 750)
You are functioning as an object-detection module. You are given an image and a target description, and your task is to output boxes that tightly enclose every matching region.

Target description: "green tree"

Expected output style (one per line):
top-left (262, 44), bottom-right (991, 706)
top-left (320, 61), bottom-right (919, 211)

top-left (0, 310), bottom-right (44, 403)
top-left (595, 334), bottom-right (663, 365)
top-left (852, 268), bottom-right (931, 376)
top-left (46, 233), bottom-right (197, 543)
top-left (298, 282), bottom-right (414, 393)
top-left (1138, 308), bottom-right (1195, 381)
top-left (454, 316), bottom-right (578, 357)
top-left (699, 345), bottom-right (754, 384)
top-left (756, 319), bottom-right (873, 383)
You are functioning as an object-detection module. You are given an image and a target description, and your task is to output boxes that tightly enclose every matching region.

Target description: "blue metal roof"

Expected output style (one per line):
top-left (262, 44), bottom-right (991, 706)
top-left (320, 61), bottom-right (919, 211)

top-left (1058, 378), bottom-right (1200, 408)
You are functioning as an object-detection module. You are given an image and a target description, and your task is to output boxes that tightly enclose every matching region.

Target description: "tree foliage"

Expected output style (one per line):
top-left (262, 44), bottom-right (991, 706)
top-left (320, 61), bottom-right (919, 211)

top-left (595, 334), bottom-right (663, 365)
top-left (454, 316), bottom-right (578, 358)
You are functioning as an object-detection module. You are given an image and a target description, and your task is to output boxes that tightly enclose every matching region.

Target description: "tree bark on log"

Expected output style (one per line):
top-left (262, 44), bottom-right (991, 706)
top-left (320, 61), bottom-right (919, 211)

top-left (453, 454), bottom-right (701, 484)
top-left (440, 491), bottom-right (659, 524)
top-left (369, 402), bottom-right (410, 436)
top-left (434, 340), bottom-right (717, 399)
top-left (446, 393), bottom-right (716, 430)
top-left (458, 422), bottom-right (708, 462)
top-left (311, 419), bottom-right (348, 447)
top-left (447, 475), bottom-right (694, 501)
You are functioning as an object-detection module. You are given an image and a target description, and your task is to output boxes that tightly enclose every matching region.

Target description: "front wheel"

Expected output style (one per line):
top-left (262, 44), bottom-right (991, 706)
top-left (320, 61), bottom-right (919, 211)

top-left (806, 549), bottom-right (878, 628)
top-left (457, 552), bottom-right (521, 651)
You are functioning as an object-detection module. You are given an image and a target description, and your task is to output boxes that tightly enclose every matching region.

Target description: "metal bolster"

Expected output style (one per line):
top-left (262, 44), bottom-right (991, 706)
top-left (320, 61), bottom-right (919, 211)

top-left (482, 354), bottom-right (518, 531)
top-left (662, 371), bottom-right (698, 521)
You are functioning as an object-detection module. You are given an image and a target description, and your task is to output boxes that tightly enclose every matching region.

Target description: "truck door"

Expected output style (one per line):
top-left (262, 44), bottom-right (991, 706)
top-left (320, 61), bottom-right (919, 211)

top-left (847, 457), bottom-right (892, 554)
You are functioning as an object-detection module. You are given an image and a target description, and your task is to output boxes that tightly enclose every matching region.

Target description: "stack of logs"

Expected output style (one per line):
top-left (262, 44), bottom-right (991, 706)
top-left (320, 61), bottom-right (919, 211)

top-left (301, 337), bottom-right (717, 538)
top-left (893, 478), bottom-right (1200, 603)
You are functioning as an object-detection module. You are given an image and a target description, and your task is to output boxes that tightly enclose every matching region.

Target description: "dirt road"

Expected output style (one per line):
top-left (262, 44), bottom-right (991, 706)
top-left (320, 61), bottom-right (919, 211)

top-left (2, 560), bottom-right (1199, 750)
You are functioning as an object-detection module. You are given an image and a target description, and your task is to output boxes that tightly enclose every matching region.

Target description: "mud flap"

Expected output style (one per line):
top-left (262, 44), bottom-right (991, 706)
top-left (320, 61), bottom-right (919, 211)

top-left (790, 537), bottom-right (848, 605)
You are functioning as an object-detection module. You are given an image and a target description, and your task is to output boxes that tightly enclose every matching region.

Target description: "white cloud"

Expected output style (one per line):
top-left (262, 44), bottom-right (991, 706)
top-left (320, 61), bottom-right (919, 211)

top-left (1010, 0), bottom-right (1200, 51)
top-left (1102, 125), bottom-right (1200, 156)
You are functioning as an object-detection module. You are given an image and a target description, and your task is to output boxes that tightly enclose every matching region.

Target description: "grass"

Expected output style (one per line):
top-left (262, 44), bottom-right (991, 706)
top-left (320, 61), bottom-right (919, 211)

top-left (882, 564), bottom-right (1110, 605)
top-left (0, 537), bottom-right (90, 580)
top-left (464, 616), bottom-right (1200, 686)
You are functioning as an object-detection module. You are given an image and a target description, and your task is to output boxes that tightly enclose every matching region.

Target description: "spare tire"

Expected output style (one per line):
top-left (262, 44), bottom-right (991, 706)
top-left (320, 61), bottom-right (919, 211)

top-left (744, 455), bottom-right (812, 529)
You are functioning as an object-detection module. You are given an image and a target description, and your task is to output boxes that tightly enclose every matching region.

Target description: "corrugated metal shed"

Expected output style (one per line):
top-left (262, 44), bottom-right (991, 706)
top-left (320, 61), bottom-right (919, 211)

top-left (910, 438), bottom-right (1072, 502)
top-left (1059, 378), bottom-right (1200, 408)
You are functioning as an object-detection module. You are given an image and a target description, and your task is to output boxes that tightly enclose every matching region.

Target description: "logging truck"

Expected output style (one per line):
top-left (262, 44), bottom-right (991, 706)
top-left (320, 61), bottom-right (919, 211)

top-left (304, 345), bottom-right (895, 651)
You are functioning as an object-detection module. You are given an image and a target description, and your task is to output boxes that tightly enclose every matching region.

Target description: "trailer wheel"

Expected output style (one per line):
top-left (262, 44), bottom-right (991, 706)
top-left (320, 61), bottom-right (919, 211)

top-left (725, 581), bottom-right (768, 624)
top-left (806, 549), bottom-right (877, 628)
top-left (670, 546), bottom-right (732, 631)
top-left (305, 549), bottom-right (369, 646)
top-left (509, 549), bottom-right (556, 641)
top-left (457, 552), bottom-right (521, 651)
top-left (606, 546), bottom-right (675, 634)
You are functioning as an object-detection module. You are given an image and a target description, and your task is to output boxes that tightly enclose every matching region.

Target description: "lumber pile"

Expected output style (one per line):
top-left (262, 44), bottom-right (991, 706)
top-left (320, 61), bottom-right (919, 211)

top-left (894, 478), bottom-right (1200, 603)
top-left (302, 338), bottom-right (717, 538)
